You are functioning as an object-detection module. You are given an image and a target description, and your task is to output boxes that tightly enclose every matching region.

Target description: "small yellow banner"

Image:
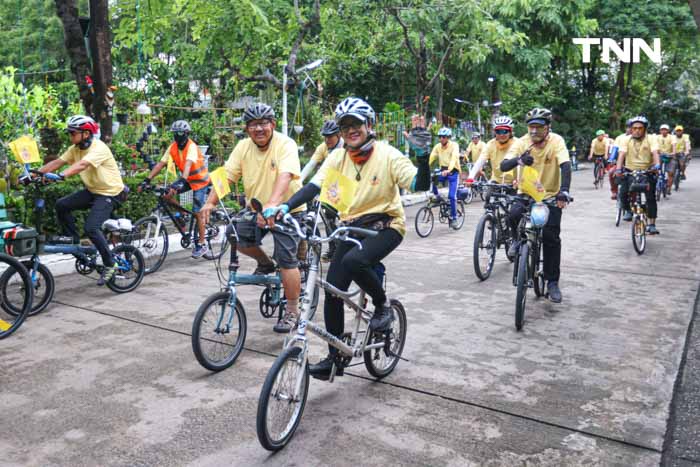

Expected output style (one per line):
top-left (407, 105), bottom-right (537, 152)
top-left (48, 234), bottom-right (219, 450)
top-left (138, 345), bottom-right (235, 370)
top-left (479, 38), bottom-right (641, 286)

top-left (519, 166), bottom-right (545, 202)
top-left (8, 135), bottom-right (41, 164)
top-left (209, 166), bottom-right (231, 199)
top-left (167, 156), bottom-right (177, 176)
top-left (0, 318), bottom-right (11, 331)
top-left (319, 168), bottom-right (358, 214)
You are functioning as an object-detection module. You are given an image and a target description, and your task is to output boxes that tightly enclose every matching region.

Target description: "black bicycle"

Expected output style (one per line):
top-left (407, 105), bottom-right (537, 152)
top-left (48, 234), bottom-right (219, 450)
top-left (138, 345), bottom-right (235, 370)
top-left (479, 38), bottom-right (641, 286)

top-left (473, 183), bottom-right (515, 280)
top-left (0, 254), bottom-right (33, 339)
top-left (130, 185), bottom-right (229, 274)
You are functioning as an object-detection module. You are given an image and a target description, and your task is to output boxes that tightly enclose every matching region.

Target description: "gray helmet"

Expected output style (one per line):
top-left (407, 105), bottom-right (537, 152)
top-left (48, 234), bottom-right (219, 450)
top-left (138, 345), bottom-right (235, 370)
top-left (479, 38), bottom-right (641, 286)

top-left (170, 120), bottom-right (191, 133)
top-left (321, 120), bottom-right (339, 136)
top-left (629, 115), bottom-right (649, 128)
top-left (525, 107), bottom-right (552, 125)
top-left (334, 97), bottom-right (375, 124)
top-left (243, 103), bottom-right (275, 123)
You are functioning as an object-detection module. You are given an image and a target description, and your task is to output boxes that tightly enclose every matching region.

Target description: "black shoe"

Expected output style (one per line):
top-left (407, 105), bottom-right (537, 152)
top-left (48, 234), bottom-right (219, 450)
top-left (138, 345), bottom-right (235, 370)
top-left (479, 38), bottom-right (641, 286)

top-left (506, 240), bottom-right (520, 261)
top-left (253, 263), bottom-right (276, 275)
top-left (622, 211), bottom-right (633, 222)
top-left (547, 281), bottom-right (562, 303)
top-left (681, 174), bottom-right (686, 180)
top-left (647, 224), bottom-right (660, 235)
top-left (369, 304), bottom-right (394, 332)
top-left (48, 235), bottom-right (78, 245)
top-left (309, 355), bottom-right (343, 381)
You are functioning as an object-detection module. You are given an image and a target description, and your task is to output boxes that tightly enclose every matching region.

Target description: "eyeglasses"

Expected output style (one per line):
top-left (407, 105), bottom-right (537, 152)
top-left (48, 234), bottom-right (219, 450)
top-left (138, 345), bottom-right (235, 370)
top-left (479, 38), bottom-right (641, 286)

top-left (495, 129), bottom-right (510, 135)
top-left (339, 121), bottom-right (364, 134)
top-left (246, 121), bottom-right (272, 130)
top-left (631, 125), bottom-right (645, 131)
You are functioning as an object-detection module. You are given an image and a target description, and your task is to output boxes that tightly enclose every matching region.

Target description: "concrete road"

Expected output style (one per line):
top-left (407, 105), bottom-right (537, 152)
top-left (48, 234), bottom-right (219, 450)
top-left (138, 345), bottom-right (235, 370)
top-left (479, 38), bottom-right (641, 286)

top-left (2, 166), bottom-right (699, 466)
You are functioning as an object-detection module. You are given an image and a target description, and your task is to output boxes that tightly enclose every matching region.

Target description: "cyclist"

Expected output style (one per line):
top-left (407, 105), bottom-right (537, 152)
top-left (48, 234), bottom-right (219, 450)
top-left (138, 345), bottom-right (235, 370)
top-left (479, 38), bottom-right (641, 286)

top-left (466, 115), bottom-right (517, 187)
top-left (500, 108), bottom-right (572, 303)
top-left (201, 103), bottom-right (305, 333)
top-left (139, 120), bottom-right (212, 258)
top-left (428, 127), bottom-right (461, 228)
top-left (264, 97), bottom-right (420, 380)
top-left (465, 132), bottom-right (486, 163)
top-left (607, 121), bottom-right (632, 200)
top-left (37, 115), bottom-right (126, 286)
top-left (657, 124), bottom-right (675, 196)
top-left (615, 116), bottom-right (661, 234)
top-left (588, 130), bottom-right (608, 185)
top-left (673, 125), bottom-right (691, 181)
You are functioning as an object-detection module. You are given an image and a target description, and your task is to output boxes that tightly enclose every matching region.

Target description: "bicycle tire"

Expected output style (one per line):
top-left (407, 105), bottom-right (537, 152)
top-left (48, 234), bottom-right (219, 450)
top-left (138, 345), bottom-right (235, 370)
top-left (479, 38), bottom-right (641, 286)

top-left (473, 214), bottom-right (496, 281)
top-left (414, 206), bottom-right (434, 238)
top-left (674, 173), bottom-right (680, 191)
top-left (106, 245), bottom-right (145, 293)
top-left (131, 216), bottom-right (169, 274)
top-left (257, 345), bottom-right (309, 451)
top-left (598, 167), bottom-right (605, 189)
top-left (531, 239), bottom-right (545, 298)
top-left (632, 216), bottom-right (646, 255)
top-left (0, 260), bottom-right (54, 316)
top-left (203, 213), bottom-right (230, 261)
top-left (463, 187), bottom-right (474, 204)
top-left (363, 299), bottom-right (407, 378)
top-left (0, 255), bottom-right (33, 339)
top-left (615, 199), bottom-right (622, 227)
top-left (192, 291), bottom-right (247, 371)
top-left (515, 243), bottom-right (529, 332)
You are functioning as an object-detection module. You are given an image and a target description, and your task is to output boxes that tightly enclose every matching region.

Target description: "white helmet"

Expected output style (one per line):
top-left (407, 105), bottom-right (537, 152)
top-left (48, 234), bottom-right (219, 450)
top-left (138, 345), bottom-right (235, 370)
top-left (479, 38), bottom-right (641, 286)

top-left (334, 97), bottom-right (375, 124)
top-left (659, 124), bottom-right (670, 131)
top-left (170, 120), bottom-right (191, 133)
top-left (493, 116), bottom-right (514, 131)
top-left (437, 127), bottom-right (452, 137)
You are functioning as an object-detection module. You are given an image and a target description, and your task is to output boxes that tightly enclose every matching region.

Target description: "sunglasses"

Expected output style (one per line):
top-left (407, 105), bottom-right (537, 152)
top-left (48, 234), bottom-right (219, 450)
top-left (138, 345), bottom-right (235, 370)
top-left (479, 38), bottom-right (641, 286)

top-left (495, 129), bottom-right (510, 135)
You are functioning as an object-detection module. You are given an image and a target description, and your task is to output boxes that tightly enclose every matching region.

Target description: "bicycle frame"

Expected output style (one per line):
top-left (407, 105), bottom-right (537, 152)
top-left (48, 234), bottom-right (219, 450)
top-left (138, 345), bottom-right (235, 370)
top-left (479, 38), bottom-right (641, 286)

top-left (153, 192), bottom-right (200, 244)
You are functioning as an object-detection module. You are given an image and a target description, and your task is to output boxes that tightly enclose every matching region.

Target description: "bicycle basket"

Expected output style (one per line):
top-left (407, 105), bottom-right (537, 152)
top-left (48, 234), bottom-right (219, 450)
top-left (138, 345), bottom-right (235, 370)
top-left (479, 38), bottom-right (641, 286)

top-left (629, 174), bottom-right (649, 193)
top-left (530, 203), bottom-right (550, 228)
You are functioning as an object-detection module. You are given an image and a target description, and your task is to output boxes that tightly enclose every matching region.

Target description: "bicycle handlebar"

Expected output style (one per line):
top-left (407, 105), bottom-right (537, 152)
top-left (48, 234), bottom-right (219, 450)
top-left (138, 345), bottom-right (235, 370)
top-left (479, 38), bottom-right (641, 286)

top-left (279, 213), bottom-right (377, 249)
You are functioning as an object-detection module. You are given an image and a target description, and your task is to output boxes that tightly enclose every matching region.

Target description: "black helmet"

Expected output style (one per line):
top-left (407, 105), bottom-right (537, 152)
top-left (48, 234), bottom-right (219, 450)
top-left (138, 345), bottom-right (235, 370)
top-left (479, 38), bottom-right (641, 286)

top-left (320, 120), bottom-right (339, 136)
top-left (525, 108), bottom-right (552, 125)
top-left (243, 103), bottom-right (275, 123)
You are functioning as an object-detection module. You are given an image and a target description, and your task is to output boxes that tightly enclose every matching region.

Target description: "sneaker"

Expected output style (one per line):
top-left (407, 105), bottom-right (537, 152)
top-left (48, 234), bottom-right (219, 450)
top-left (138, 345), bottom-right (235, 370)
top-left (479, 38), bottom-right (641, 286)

top-left (191, 243), bottom-right (209, 259)
top-left (369, 304), bottom-right (394, 332)
top-left (449, 218), bottom-right (459, 229)
top-left (253, 262), bottom-right (276, 275)
top-left (647, 224), bottom-right (660, 235)
top-left (547, 281), bottom-right (562, 303)
top-left (48, 235), bottom-right (78, 245)
top-left (272, 310), bottom-right (299, 333)
top-left (622, 211), bottom-right (633, 222)
top-left (309, 354), bottom-right (343, 381)
top-left (681, 174), bottom-right (686, 180)
top-left (97, 262), bottom-right (118, 286)
top-left (506, 240), bottom-right (521, 261)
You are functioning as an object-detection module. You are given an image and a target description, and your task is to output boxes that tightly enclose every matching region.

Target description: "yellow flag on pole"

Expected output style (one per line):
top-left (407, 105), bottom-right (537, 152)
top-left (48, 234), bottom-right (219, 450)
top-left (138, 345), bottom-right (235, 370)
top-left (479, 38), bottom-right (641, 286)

top-left (167, 155), bottom-right (177, 176)
top-left (319, 168), bottom-right (358, 214)
top-left (209, 166), bottom-right (231, 199)
top-left (519, 166), bottom-right (545, 202)
top-left (8, 135), bottom-right (41, 164)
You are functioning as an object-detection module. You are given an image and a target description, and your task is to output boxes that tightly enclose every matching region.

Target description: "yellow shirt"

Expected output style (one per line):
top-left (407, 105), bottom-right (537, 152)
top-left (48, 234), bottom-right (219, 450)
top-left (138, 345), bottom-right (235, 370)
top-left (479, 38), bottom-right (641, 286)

top-left (310, 139), bottom-right (343, 164)
top-left (672, 134), bottom-right (691, 154)
top-left (506, 133), bottom-right (570, 199)
top-left (478, 138), bottom-right (516, 184)
top-left (311, 141), bottom-right (417, 236)
top-left (590, 137), bottom-right (607, 157)
top-left (60, 139), bottom-right (124, 196)
top-left (656, 134), bottom-right (674, 155)
top-left (621, 135), bottom-right (657, 170)
top-left (160, 142), bottom-right (199, 164)
top-left (429, 141), bottom-right (460, 172)
top-left (613, 133), bottom-right (629, 148)
top-left (466, 140), bottom-right (486, 162)
top-left (224, 132), bottom-right (304, 213)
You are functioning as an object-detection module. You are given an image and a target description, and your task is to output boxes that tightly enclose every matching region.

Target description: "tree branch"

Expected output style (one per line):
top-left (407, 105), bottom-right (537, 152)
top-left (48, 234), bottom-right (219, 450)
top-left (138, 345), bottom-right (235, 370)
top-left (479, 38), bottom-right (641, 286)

top-left (426, 41), bottom-right (453, 90)
top-left (287, 0), bottom-right (320, 76)
top-left (389, 8), bottom-right (418, 59)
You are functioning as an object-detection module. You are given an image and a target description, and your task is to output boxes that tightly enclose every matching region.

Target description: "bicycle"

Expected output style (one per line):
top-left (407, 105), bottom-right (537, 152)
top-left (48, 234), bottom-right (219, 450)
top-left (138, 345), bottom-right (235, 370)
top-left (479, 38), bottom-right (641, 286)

top-left (593, 157), bottom-right (606, 189)
top-left (130, 185), bottom-right (229, 274)
top-left (473, 183), bottom-right (515, 280)
top-left (0, 254), bottom-right (33, 339)
top-left (655, 157), bottom-right (668, 201)
top-left (414, 171), bottom-right (465, 237)
top-left (0, 172), bottom-right (146, 311)
top-left (256, 212), bottom-right (407, 451)
top-left (625, 170), bottom-right (652, 255)
top-left (191, 201), bottom-right (321, 372)
top-left (512, 195), bottom-right (573, 331)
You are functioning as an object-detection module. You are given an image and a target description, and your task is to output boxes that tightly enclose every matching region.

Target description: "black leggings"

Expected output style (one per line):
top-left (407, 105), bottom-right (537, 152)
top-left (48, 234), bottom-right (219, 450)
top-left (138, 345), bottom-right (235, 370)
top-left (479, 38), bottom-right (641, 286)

top-left (508, 200), bottom-right (563, 282)
top-left (55, 189), bottom-right (118, 265)
top-left (324, 228), bottom-right (403, 354)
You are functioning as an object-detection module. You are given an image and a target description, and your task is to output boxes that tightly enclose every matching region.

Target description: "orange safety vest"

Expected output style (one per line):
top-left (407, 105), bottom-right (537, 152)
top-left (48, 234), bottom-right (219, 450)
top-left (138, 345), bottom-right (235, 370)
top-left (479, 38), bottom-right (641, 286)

top-left (168, 139), bottom-right (210, 190)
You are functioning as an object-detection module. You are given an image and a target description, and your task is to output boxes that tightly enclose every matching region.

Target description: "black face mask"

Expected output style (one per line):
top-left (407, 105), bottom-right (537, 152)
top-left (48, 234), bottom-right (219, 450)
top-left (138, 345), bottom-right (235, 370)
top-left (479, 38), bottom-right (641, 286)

top-left (174, 133), bottom-right (189, 150)
top-left (79, 134), bottom-right (93, 150)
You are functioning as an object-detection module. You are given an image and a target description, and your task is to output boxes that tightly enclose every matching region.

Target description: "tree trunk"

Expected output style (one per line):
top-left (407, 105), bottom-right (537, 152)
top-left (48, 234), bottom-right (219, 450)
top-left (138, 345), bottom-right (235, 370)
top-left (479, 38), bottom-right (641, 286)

top-left (54, 0), bottom-right (92, 114)
top-left (89, 0), bottom-right (113, 142)
top-left (608, 63), bottom-right (625, 129)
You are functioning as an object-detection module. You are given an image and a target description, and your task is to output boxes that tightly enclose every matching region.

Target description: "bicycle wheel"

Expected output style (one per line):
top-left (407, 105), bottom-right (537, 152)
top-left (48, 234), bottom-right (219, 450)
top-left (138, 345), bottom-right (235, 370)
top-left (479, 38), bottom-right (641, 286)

top-left (363, 299), bottom-right (407, 378)
top-left (0, 260), bottom-right (54, 316)
top-left (414, 206), bottom-right (434, 238)
top-left (473, 214), bottom-right (496, 281)
top-left (615, 198), bottom-right (622, 227)
top-left (131, 216), bottom-right (168, 274)
top-left (0, 255), bottom-right (32, 339)
top-left (674, 173), bottom-right (680, 191)
top-left (598, 167), bottom-right (605, 189)
top-left (203, 213), bottom-right (230, 260)
top-left (463, 187), bottom-right (474, 204)
top-left (531, 239), bottom-right (545, 298)
top-left (106, 245), bottom-right (145, 293)
top-left (515, 243), bottom-right (529, 332)
top-left (192, 291), bottom-right (247, 371)
top-left (632, 216), bottom-right (646, 255)
top-left (257, 345), bottom-right (309, 451)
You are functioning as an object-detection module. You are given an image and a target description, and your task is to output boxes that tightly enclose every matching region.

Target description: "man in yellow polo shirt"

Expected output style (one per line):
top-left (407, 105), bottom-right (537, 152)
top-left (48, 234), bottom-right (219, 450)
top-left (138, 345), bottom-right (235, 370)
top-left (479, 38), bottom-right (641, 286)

top-left (656, 124), bottom-right (675, 195)
top-left (429, 127), bottom-right (460, 227)
top-left (673, 125), bottom-right (691, 182)
top-left (588, 129), bottom-right (608, 185)
top-left (202, 103), bottom-right (304, 333)
top-left (500, 108), bottom-right (572, 303)
top-left (38, 115), bottom-right (126, 286)
top-left (465, 133), bottom-right (485, 163)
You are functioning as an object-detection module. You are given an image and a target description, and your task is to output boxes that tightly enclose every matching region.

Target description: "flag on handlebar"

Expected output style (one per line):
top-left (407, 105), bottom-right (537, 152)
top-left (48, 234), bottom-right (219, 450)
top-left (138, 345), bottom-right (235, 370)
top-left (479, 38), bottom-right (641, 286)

top-left (209, 166), bottom-right (231, 199)
top-left (8, 135), bottom-right (41, 164)
top-left (519, 166), bottom-right (545, 202)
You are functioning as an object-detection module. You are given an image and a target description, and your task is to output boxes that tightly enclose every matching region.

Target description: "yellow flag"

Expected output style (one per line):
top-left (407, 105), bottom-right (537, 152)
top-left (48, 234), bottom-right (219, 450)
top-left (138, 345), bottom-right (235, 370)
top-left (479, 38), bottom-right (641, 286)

top-left (209, 166), bottom-right (231, 199)
top-left (8, 135), bottom-right (41, 164)
top-left (319, 168), bottom-right (358, 214)
top-left (519, 166), bottom-right (545, 202)
top-left (167, 155), bottom-right (177, 176)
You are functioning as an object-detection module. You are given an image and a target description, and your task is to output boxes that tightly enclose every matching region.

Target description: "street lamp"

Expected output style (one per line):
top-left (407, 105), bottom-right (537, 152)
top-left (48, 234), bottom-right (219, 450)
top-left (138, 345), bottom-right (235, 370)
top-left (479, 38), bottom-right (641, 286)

top-left (282, 59), bottom-right (324, 136)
